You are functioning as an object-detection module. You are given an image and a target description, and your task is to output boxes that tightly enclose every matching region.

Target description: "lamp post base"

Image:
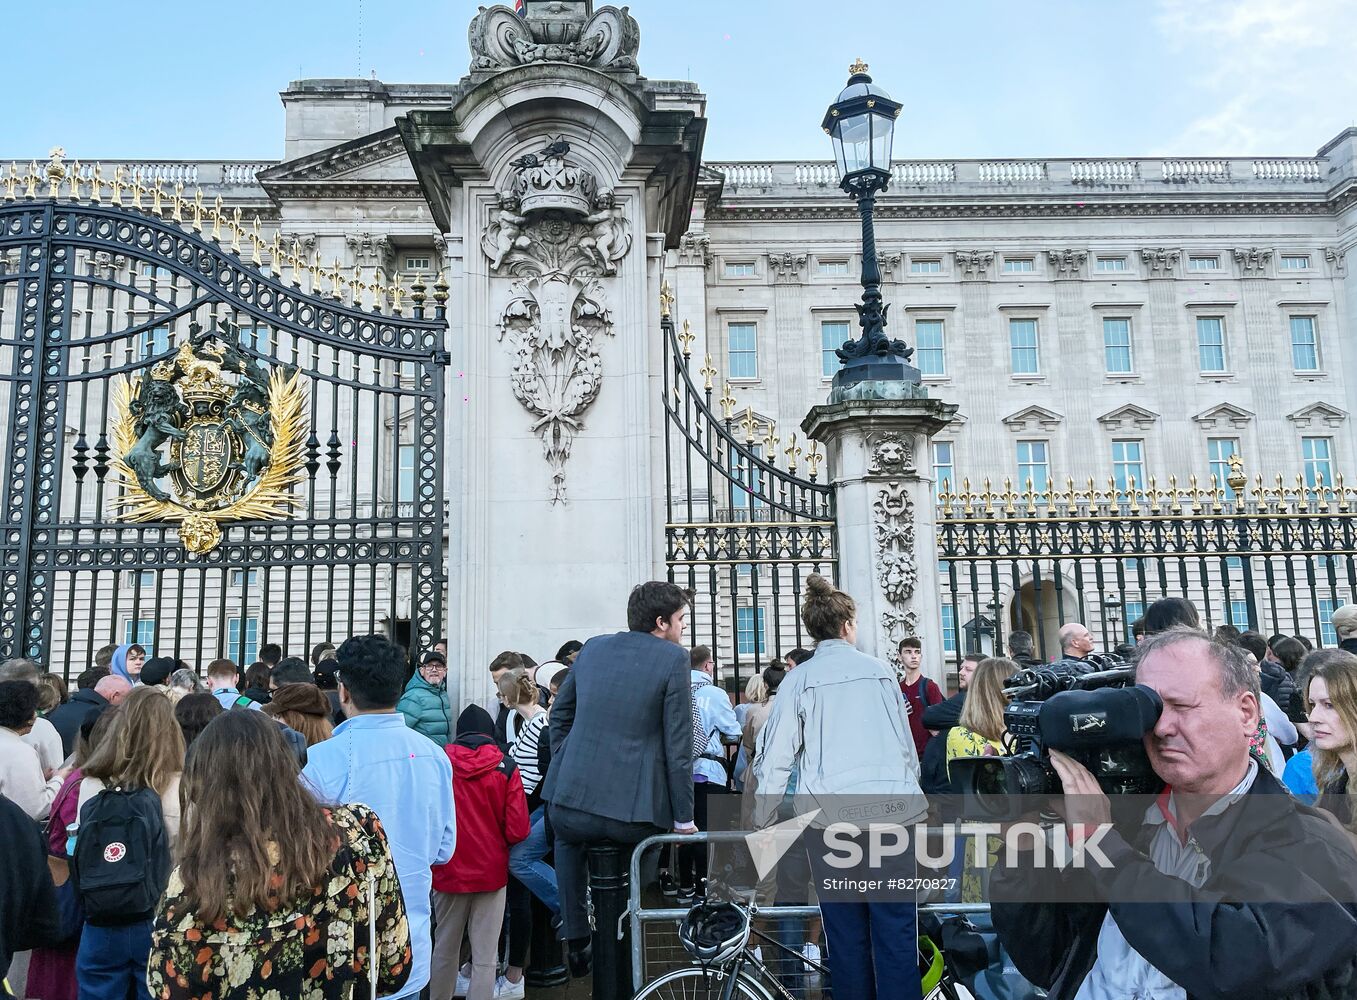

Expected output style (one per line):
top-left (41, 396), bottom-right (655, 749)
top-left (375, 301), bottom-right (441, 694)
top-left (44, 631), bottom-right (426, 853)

top-left (832, 355), bottom-right (921, 389)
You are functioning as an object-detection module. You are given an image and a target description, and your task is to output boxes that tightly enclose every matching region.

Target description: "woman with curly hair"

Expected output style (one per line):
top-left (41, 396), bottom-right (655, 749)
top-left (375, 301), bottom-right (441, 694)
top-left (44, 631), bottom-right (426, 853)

top-left (148, 709), bottom-right (411, 1000)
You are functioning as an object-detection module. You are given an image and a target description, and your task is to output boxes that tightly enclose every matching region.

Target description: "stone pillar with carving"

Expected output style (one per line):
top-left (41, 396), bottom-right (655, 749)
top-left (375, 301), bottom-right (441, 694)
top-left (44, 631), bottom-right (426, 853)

top-left (803, 389), bottom-right (956, 681)
top-left (1233, 247), bottom-right (1285, 408)
top-left (398, 0), bottom-right (706, 707)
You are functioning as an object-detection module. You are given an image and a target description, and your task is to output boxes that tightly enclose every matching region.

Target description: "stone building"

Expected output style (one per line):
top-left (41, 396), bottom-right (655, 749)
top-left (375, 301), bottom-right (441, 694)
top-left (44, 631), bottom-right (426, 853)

top-left (8, 0), bottom-right (1357, 690)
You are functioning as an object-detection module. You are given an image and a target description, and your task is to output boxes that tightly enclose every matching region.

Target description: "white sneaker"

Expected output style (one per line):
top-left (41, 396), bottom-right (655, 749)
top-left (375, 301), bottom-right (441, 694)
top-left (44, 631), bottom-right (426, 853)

top-left (801, 942), bottom-right (822, 976)
top-left (495, 975), bottom-right (526, 999)
top-left (453, 966), bottom-right (472, 998)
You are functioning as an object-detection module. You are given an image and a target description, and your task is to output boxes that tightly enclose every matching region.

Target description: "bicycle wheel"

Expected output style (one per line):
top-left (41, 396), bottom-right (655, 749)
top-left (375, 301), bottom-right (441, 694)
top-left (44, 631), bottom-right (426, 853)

top-left (633, 965), bottom-right (776, 1000)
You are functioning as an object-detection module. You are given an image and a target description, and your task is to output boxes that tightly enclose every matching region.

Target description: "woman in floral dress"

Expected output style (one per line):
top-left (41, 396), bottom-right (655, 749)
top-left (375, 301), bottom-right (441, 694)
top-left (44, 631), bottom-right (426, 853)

top-left (147, 710), bottom-right (410, 1000)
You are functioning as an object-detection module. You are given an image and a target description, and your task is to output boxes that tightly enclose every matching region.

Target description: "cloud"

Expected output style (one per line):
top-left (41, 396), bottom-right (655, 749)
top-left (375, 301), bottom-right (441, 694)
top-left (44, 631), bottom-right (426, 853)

top-left (1152, 0), bottom-right (1357, 154)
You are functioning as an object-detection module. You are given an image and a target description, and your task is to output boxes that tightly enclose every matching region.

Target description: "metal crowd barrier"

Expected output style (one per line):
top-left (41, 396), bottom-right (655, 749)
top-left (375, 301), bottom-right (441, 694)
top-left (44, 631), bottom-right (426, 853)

top-left (627, 831), bottom-right (992, 995)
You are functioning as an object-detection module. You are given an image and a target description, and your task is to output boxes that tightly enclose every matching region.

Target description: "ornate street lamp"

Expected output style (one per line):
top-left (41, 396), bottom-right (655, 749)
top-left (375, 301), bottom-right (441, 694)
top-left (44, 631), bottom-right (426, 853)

top-left (823, 60), bottom-right (917, 387)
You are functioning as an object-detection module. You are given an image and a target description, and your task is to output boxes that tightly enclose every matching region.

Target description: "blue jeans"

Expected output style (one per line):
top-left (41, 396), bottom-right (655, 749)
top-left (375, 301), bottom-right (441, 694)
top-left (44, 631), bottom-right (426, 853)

top-left (77, 919), bottom-right (152, 1000)
top-left (509, 807), bottom-right (560, 916)
top-left (805, 831), bottom-right (922, 1000)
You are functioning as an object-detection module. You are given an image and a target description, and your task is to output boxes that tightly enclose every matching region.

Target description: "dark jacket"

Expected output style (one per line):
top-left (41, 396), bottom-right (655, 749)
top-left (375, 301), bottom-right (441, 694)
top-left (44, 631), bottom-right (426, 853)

top-left (1260, 659), bottom-right (1301, 722)
top-left (920, 691), bottom-right (965, 797)
top-left (0, 793), bottom-right (61, 982)
top-left (396, 672), bottom-right (452, 745)
top-left (47, 688), bottom-right (109, 758)
top-left (543, 630), bottom-right (694, 829)
top-left (991, 766), bottom-right (1357, 1000)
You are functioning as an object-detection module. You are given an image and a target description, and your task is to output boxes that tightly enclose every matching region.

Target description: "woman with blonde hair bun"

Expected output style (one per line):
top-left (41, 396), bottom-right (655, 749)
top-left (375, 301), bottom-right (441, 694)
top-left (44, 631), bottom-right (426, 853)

top-left (752, 573), bottom-right (928, 1000)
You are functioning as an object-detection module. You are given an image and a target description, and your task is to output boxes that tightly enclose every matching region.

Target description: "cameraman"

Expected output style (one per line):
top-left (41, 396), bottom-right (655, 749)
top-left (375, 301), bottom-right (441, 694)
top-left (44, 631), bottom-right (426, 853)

top-left (991, 628), bottom-right (1357, 1000)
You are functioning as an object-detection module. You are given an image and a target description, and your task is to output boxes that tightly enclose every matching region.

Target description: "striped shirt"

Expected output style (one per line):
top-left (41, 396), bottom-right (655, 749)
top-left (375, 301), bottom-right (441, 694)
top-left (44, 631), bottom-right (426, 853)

top-left (510, 711), bottom-right (548, 795)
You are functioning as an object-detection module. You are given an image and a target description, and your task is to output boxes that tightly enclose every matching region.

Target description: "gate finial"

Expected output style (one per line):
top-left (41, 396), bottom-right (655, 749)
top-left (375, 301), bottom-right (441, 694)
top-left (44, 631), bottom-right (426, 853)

top-left (659, 279), bottom-right (674, 318)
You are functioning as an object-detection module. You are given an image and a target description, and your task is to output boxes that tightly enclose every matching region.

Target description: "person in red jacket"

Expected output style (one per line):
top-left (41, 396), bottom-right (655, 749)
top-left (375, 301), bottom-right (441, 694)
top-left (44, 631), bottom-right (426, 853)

top-left (430, 706), bottom-right (530, 1000)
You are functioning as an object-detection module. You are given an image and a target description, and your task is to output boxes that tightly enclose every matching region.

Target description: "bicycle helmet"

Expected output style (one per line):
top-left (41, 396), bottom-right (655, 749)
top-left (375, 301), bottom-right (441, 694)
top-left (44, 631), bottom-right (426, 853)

top-left (678, 901), bottom-right (751, 964)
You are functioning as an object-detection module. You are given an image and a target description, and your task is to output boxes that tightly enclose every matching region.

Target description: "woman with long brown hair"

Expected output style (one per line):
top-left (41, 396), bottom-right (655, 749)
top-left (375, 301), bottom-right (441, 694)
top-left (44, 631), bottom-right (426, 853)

top-left (946, 657), bottom-right (1014, 773)
top-left (75, 686), bottom-right (184, 1000)
top-left (1305, 650), bottom-right (1357, 832)
top-left (148, 709), bottom-right (411, 1000)
top-left (262, 682), bottom-right (335, 746)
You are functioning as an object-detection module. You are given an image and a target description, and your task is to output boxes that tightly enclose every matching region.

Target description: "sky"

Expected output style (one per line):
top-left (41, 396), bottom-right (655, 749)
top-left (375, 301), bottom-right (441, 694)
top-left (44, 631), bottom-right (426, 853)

top-left (2, 0), bottom-right (1355, 162)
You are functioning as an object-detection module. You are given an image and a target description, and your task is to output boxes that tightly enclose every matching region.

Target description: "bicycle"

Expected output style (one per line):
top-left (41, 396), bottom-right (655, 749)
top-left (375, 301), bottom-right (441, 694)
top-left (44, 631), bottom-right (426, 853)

top-left (631, 882), bottom-right (973, 1000)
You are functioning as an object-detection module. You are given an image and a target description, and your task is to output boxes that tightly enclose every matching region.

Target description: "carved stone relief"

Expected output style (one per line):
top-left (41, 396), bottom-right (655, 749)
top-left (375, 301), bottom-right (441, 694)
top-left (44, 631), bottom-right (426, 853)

top-left (953, 250), bottom-right (994, 278)
top-left (482, 141), bottom-right (632, 502)
top-left (1233, 246), bottom-right (1272, 275)
top-left (1139, 248), bottom-right (1180, 274)
top-left (677, 231), bottom-right (712, 267)
top-left (468, 3), bottom-right (640, 73)
top-left (767, 250), bottom-right (807, 281)
top-left (873, 481), bottom-right (918, 651)
top-left (1047, 248), bottom-right (1088, 277)
top-left (868, 432), bottom-right (915, 476)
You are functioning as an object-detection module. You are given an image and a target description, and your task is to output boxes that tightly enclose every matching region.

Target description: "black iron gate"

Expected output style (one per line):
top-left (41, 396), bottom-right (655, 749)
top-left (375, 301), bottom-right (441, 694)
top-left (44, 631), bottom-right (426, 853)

top-left (661, 290), bottom-right (837, 691)
top-left (0, 159), bottom-right (447, 674)
top-left (937, 472), bottom-right (1357, 667)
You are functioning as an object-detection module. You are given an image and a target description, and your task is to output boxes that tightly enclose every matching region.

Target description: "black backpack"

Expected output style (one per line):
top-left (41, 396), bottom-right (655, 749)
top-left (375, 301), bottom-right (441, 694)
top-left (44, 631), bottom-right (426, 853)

top-left (72, 785), bottom-right (171, 925)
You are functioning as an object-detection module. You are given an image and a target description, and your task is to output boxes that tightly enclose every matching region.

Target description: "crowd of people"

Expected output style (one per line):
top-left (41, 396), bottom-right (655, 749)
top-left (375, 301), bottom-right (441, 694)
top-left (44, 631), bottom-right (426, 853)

top-left (0, 579), bottom-right (1355, 1000)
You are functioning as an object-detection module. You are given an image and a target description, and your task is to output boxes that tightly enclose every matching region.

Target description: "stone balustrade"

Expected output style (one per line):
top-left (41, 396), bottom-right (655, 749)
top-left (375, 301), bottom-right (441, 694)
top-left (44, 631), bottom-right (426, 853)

top-left (63, 160), bottom-right (276, 190)
top-left (703, 153), bottom-right (1334, 197)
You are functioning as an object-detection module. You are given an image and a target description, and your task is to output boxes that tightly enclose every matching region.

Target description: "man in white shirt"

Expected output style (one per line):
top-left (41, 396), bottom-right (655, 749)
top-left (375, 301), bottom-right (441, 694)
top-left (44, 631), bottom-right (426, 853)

top-left (678, 645), bottom-right (741, 904)
top-left (992, 628), bottom-right (1357, 1000)
top-left (0, 659), bottom-right (64, 774)
top-left (0, 680), bottom-right (66, 820)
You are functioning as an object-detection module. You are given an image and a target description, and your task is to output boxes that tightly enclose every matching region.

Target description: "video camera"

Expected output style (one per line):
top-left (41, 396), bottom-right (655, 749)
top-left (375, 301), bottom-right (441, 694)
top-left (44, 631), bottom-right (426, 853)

top-left (949, 654), bottom-right (1165, 820)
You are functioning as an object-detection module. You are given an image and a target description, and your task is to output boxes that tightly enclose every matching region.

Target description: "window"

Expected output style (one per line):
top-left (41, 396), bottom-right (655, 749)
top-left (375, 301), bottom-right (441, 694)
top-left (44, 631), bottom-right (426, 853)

top-left (724, 261), bottom-right (756, 278)
top-left (1112, 439), bottom-right (1145, 492)
top-left (735, 607), bottom-right (766, 656)
top-left (229, 568), bottom-right (259, 588)
top-left (1208, 437), bottom-right (1240, 498)
top-left (731, 444), bottom-right (766, 511)
top-left (1102, 317), bottom-right (1133, 374)
top-left (238, 325), bottom-right (267, 354)
top-left (821, 320), bottom-right (849, 377)
top-left (728, 322), bottom-right (758, 379)
top-left (1196, 316), bottom-right (1226, 372)
top-left (941, 604), bottom-right (957, 653)
top-left (124, 619), bottom-right (155, 655)
top-left (397, 444), bottom-right (416, 504)
top-left (933, 441), bottom-right (955, 499)
top-left (1009, 318), bottom-right (1040, 375)
top-left (1123, 600), bottom-right (1146, 643)
top-left (140, 264), bottom-right (172, 280)
top-left (1321, 598), bottom-right (1340, 647)
top-left (910, 259), bottom-right (942, 275)
top-left (1095, 256), bottom-right (1128, 272)
top-left (403, 255), bottom-right (432, 272)
top-left (1290, 316), bottom-right (1319, 371)
top-left (127, 570), bottom-right (155, 589)
top-left (1123, 557), bottom-right (1143, 574)
top-left (916, 319), bottom-right (946, 377)
top-left (1225, 556), bottom-right (1244, 572)
top-left (226, 616), bottom-right (260, 667)
top-left (1188, 256), bottom-right (1220, 271)
top-left (1016, 440), bottom-right (1049, 489)
top-left (817, 259), bottom-right (849, 276)
top-left (1303, 436), bottom-right (1333, 487)
top-left (1227, 600), bottom-right (1250, 628)
top-left (1003, 258), bottom-right (1035, 274)
top-left (1280, 255), bottom-right (1310, 270)
top-left (140, 326), bottom-right (171, 359)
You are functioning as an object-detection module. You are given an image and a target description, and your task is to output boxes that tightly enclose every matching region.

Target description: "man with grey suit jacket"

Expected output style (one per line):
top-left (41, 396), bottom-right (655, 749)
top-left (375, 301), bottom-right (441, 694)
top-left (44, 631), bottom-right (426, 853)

top-left (543, 581), bottom-right (697, 974)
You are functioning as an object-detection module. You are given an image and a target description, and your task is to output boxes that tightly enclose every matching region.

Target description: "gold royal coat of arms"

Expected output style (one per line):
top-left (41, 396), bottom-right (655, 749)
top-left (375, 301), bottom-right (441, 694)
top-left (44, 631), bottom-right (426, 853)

top-left (111, 321), bottom-right (307, 554)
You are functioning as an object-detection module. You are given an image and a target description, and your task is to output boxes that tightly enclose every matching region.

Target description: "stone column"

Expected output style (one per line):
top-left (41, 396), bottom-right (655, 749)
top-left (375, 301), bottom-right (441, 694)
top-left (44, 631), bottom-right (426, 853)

top-left (398, 3), bottom-right (706, 708)
top-left (803, 388), bottom-right (956, 682)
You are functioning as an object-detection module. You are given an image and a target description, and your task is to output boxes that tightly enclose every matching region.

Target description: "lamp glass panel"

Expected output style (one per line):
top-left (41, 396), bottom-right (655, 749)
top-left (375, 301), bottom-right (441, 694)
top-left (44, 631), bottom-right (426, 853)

top-left (836, 112), bottom-right (873, 175)
top-left (870, 109), bottom-right (895, 170)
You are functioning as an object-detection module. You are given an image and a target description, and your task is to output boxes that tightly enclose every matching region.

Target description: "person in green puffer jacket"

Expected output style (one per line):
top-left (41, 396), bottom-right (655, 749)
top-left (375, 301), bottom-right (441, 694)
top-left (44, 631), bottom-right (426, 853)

top-left (398, 652), bottom-right (453, 745)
